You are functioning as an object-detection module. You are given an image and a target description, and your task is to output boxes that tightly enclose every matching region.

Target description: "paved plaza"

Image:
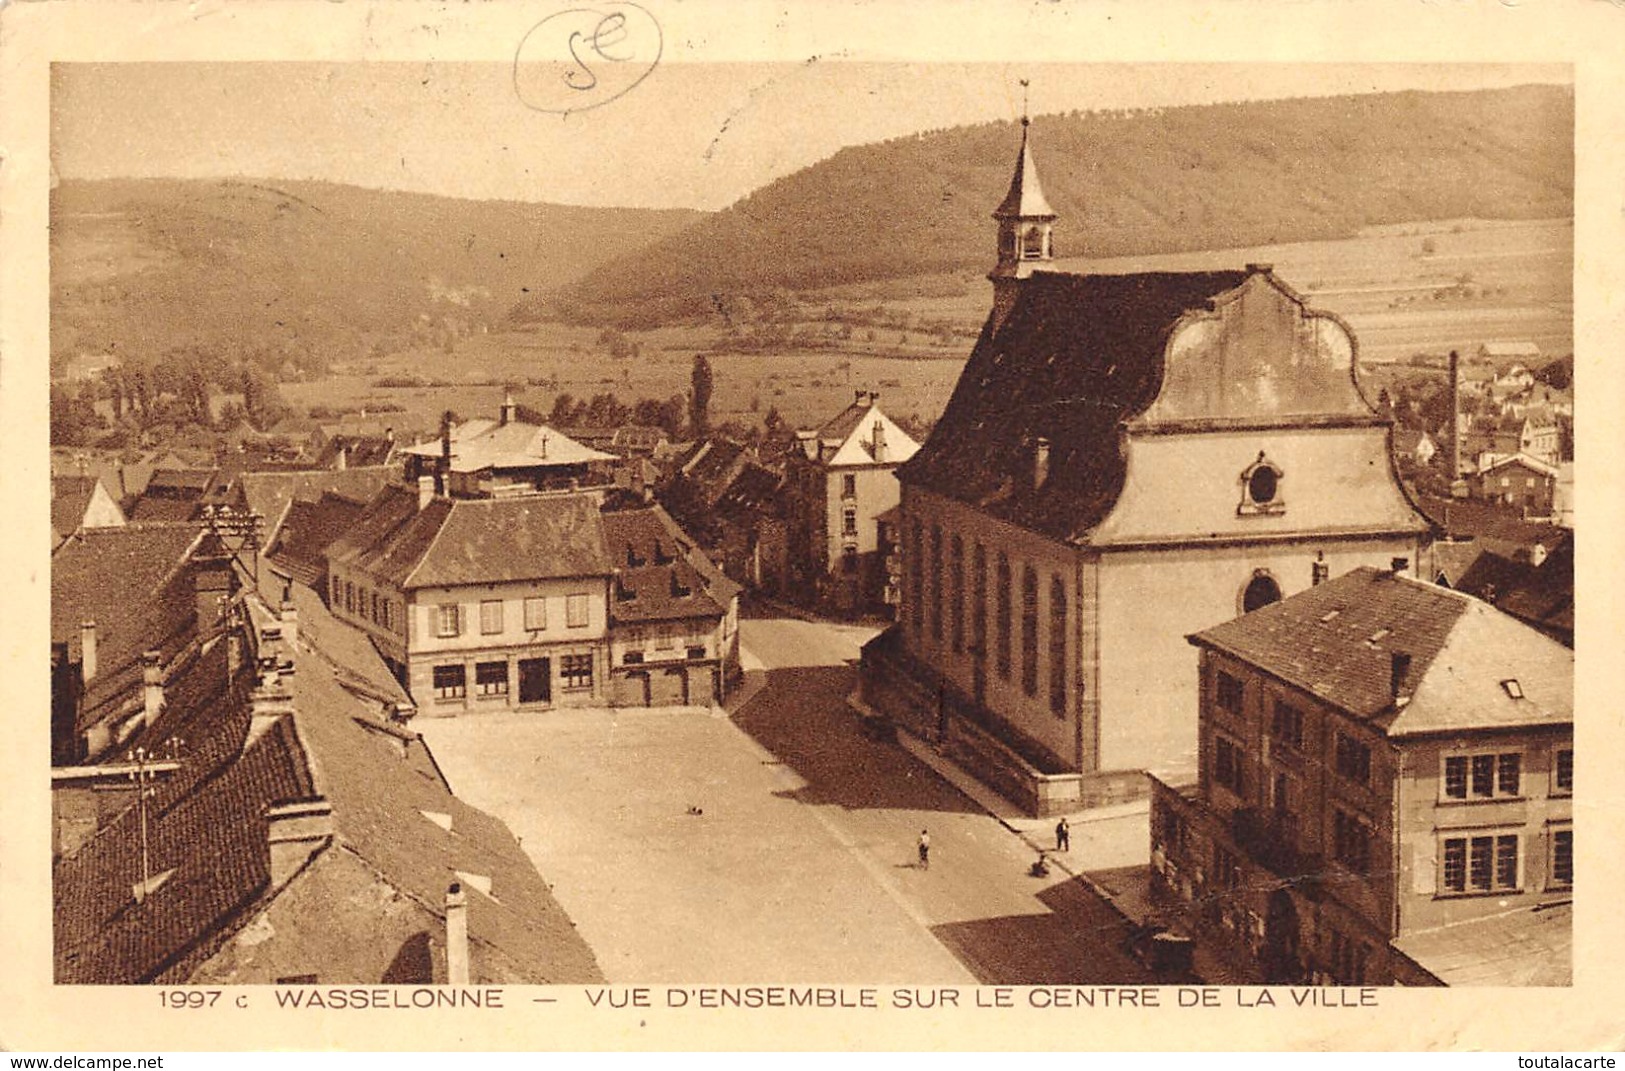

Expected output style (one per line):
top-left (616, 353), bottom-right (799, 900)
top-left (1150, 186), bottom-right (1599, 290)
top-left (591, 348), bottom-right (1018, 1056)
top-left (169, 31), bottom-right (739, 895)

top-left (419, 617), bottom-right (1153, 984)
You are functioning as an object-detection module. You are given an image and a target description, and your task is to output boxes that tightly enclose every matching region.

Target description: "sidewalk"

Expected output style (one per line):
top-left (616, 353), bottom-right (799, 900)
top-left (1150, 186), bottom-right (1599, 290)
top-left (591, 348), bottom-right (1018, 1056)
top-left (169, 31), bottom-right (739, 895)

top-left (847, 687), bottom-right (1243, 984)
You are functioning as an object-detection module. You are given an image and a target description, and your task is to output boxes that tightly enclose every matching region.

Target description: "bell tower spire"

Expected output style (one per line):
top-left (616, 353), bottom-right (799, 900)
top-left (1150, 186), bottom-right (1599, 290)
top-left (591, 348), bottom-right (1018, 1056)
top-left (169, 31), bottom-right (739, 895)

top-left (988, 82), bottom-right (1057, 335)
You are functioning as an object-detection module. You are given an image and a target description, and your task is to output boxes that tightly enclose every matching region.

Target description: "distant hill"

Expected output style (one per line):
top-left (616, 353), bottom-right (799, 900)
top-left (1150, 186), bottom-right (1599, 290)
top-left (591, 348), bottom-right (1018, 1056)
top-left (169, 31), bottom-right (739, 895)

top-left (549, 85), bottom-right (1572, 326)
top-left (50, 178), bottom-right (702, 369)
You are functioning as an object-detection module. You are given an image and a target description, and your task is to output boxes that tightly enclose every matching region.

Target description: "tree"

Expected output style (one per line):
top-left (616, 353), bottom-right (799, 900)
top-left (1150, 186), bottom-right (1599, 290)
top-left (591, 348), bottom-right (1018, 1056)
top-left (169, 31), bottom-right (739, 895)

top-left (690, 354), bottom-right (714, 437)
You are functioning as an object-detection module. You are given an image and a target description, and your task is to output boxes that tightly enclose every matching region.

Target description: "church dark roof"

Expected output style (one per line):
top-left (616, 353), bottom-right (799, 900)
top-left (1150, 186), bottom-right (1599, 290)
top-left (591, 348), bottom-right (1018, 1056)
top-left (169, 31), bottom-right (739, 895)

top-left (899, 270), bottom-right (1249, 543)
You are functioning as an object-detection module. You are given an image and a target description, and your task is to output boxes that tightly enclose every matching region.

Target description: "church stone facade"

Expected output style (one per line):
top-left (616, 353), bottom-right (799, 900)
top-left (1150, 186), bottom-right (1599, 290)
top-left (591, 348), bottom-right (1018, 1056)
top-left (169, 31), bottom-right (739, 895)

top-left (859, 121), bottom-right (1435, 812)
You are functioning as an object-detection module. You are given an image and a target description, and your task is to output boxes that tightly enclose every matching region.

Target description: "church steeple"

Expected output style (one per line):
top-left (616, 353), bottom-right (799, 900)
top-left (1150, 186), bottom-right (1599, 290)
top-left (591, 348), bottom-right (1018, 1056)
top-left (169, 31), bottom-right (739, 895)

top-left (988, 95), bottom-right (1057, 334)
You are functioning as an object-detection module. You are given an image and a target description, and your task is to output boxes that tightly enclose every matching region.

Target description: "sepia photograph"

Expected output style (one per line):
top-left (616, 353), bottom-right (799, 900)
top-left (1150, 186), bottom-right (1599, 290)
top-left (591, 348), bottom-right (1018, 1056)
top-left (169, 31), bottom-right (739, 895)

top-left (4, 0), bottom-right (1622, 1054)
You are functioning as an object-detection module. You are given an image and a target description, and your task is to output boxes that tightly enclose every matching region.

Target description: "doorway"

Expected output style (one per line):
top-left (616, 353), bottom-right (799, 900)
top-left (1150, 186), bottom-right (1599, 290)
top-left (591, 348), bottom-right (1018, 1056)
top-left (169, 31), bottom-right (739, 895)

top-left (518, 657), bottom-right (551, 705)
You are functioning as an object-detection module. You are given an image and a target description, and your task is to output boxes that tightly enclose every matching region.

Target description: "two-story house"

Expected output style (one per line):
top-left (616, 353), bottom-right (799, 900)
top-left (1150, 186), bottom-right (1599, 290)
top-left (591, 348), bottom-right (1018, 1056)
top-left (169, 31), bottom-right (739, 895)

top-left (325, 483), bottom-right (615, 714)
top-left (787, 390), bottom-right (921, 614)
top-left (1149, 564), bottom-right (1572, 986)
top-left (1474, 453), bottom-right (1559, 517)
top-left (601, 503), bottom-right (742, 706)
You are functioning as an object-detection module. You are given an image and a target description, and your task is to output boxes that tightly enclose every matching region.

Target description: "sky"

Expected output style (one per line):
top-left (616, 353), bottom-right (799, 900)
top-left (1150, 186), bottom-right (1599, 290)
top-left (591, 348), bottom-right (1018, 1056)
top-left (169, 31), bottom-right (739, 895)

top-left (51, 62), bottom-right (1570, 212)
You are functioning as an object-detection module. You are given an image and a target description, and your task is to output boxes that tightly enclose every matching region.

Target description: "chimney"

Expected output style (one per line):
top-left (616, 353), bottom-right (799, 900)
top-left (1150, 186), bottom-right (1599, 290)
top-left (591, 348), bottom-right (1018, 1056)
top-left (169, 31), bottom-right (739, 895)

top-left (335, 444), bottom-right (348, 471)
top-left (417, 474), bottom-right (435, 510)
top-left (1033, 437), bottom-right (1051, 491)
top-left (871, 420), bottom-right (888, 464)
top-left (1390, 651), bottom-right (1413, 704)
top-left (141, 651), bottom-right (164, 729)
top-left (445, 882), bottom-right (471, 985)
top-left (385, 426), bottom-right (395, 444)
top-left (279, 598), bottom-right (299, 651)
top-left (1447, 349), bottom-right (1467, 496)
top-left (854, 389), bottom-right (868, 407)
top-left (500, 392), bottom-right (517, 426)
top-left (437, 411), bottom-right (453, 496)
top-left (195, 558), bottom-right (233, 627)
top-left (80, 620), bottom-right (98, 685)
top-left (1311, 551), bottom-right (1329, 586)
top-left (266, 797), bottom-right (333, 887)
top-left (1530, 542), bottom-right (1548, 568)
top-left (1390, 557), bottom-right (1410, 578)
top-left (1246, 262), bottom-right (1274, 275)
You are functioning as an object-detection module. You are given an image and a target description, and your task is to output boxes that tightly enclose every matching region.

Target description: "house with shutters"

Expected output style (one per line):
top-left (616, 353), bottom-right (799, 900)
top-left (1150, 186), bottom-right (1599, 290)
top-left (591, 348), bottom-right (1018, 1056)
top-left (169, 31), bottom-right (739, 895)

top-left (324, 484), bottom-right (615, 714)
top-left (786, 391), bottom-right (921, 613)
top-left (859, 118), bottom-right (1435, 813)
top-left (1148, 566), bottom-right (1572, 986)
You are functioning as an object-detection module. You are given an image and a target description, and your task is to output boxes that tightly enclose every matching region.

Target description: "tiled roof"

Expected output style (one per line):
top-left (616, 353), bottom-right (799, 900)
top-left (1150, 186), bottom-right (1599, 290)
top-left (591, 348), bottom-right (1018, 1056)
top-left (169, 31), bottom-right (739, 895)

top-left (329, 488), bottom-right (612, 590)
top-left (813, 400), bottom-right (921, 468)
top-left (899, 270), bottom-right (1249, 542)
top-left (318, 435), bottom-right (397, 469)
top-left (1190, 566), bottom-right (1572, 737)
top-left (602, 505), bottom-right (737, 624)
top-left (680, 438), bottom-right (749, 490)
top-left (286, 652), bottom-right (603, 983)
top-left (233, 467), bottom-right (397, 545)
top-left (1454, 532), bottom-right (1573, 643)
top-left (127, 497), bottom-right (203, 522)
top-left (1394, 902), bottom-right (1570, 986)
top-left (401, 419), bottom-right (614, 473)
top-left (51, 475), bottom-right (102, 536)
top-left (74, 566), bottom-right (212, 741)
top-left (713, 463), bottom-right (786, 520)
top-left (57, 601), bottom-right (603, 985)
top-left (55, 643), bottom-right (310, 983)
top-left (266, 492), bottom-right (367, 588)
top-left (52, 524), bottom-right (203, 652)
top-left (281, 579), bottom-right (411, 709)
top-left (145, 468), bottom-right (217, 493)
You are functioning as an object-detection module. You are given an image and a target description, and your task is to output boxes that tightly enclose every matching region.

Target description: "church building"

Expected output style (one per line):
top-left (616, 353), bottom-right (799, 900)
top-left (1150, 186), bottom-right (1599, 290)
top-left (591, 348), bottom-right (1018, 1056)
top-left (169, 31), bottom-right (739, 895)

top-left (859, 118), bottom-right (1436, 812)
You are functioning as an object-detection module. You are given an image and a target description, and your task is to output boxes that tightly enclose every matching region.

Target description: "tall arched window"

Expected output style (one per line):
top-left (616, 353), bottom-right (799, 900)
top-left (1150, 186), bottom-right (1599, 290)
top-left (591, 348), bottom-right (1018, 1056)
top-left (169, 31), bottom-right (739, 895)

top-left (972, 543), bottom-right (987, 654)
top-left (1021, 566), bottom-right (1040, 697)
top-left (995, 552), bottom-right (1012, 680)
top-left (950, 535), bottom-right (965, 654)
top-left (909, 519), bottom-right (924, 635)
top-left (1049, 577), bottom-right (1068, 715)
top-left (930, 525), bottom-right (944, 643)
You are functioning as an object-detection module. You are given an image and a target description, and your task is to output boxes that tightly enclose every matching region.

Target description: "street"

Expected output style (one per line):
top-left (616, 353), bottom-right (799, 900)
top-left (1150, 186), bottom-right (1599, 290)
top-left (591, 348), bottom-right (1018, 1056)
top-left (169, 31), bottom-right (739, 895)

top-left (419, 616), bottom-right (1152, 984)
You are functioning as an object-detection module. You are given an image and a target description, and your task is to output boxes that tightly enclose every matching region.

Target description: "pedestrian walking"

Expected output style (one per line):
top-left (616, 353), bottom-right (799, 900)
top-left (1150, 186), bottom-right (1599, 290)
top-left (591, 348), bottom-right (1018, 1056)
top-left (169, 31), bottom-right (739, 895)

top-left (1056, 817), bottom-right (1070, 853)
top-left (918, 829), bottom-right (931, 870)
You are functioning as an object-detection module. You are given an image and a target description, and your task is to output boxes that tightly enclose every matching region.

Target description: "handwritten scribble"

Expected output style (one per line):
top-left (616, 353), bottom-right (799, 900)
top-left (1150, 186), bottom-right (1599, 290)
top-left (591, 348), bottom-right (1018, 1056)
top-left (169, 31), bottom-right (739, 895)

top-left (513, 4), bottom-right (662, 115)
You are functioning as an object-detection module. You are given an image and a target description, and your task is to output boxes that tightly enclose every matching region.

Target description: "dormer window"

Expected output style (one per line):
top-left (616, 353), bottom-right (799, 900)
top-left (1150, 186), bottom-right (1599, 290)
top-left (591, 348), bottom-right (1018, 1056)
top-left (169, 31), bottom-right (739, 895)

top-left (1238, 452), bottom-right (1286, 516)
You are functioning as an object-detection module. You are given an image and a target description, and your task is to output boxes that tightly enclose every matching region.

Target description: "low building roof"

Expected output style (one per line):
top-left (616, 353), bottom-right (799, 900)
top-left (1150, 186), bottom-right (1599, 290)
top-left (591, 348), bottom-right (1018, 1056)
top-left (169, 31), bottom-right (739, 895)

top-left (328, 487), bottom-right (612, 590)
top-left (1394, 902), bottom-right (1570, 986)
top-left (1479, 341), bottom-right (1543, 359)
top-left (1189, 566), bottom-right (1571, 738)
top-left (265, 492), bottom-right (368, 588)
top-left (1478, 453), bottom-right (1559, 479)
top-left (234, 466), bottom-right (397, 545)
top-left (402, 419), bottom-right (614, 473)
top-left (52, 523), bottom-right (203, 653)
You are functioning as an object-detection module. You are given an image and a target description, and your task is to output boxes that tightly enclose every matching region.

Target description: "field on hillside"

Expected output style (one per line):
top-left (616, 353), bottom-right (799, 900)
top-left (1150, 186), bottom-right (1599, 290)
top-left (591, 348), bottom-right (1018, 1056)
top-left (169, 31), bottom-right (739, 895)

top-left (283, 216), bottom-right (1571, 437)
